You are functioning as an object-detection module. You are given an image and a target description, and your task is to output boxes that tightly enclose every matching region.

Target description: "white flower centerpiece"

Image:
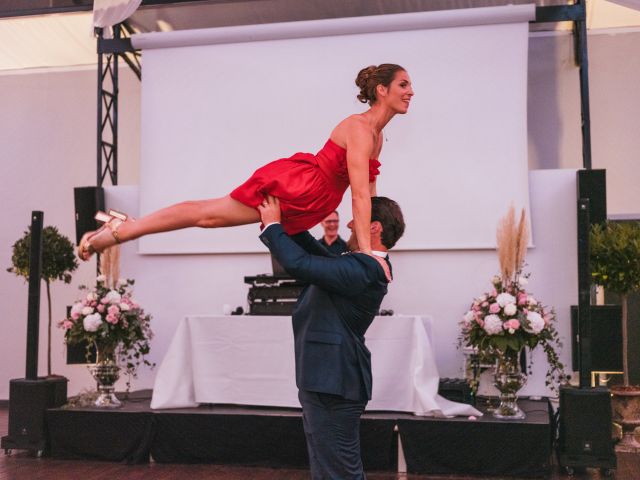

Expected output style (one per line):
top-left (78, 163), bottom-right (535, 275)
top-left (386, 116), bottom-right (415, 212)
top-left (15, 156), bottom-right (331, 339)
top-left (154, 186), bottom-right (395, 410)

top-left (60, 249), bottom-right (154, 407)
top-left (459, 207), bottom-right (566, 418)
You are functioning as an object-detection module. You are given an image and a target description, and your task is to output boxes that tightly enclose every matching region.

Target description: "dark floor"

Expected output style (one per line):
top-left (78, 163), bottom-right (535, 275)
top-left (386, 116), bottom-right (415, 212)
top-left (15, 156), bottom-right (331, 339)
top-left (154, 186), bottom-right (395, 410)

top-left (1, 407), bottom-right (638, 480)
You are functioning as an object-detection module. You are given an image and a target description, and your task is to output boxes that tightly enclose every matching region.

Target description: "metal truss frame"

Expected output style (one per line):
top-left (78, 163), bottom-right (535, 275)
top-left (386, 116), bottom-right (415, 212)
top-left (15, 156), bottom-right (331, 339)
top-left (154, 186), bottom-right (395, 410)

top-left (96, 23), bottom-right (141, 187)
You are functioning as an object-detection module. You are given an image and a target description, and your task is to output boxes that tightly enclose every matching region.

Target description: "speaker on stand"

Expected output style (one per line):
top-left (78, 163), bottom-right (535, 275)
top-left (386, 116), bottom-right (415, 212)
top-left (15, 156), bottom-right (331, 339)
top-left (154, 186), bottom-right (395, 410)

top-left (1, 212), bottom-right (68, 456)
top-left (557, 172), bottom-right (616, 476)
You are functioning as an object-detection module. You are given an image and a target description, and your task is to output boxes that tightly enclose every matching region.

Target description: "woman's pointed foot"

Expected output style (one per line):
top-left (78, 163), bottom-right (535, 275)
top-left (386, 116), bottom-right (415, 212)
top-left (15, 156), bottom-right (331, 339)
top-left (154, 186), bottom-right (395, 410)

top-left (77, 210), bottom-right (133, 261)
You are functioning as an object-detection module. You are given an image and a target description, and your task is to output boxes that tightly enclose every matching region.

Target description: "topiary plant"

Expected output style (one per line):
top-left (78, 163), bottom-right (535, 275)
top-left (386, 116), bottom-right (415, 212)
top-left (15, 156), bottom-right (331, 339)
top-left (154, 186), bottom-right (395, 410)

top-left (590, 221), bottom-right (640, 386)
top-left (7, 225), bottom-right (78, 376)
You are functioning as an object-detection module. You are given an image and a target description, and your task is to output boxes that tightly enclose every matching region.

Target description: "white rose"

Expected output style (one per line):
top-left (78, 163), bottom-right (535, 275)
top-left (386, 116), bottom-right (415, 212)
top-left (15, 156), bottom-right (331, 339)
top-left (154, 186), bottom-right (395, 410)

top-left (483, 314), bottom-right (503, 335)
top-left (119, 302), bottom-right (130, 311)
top-left (503, 303), bottom-right (518, 316)
top-left (117, 278), bottom-right (128, 288)
top-left (496, 292), bottom-right (516, 307)
top-left (83, 313), bottom-right (103, 332)
top-left (477, 294), bottom-right (487, 303)
top-left (86, 292), bottom-right (97, 302)
top-left (96, 275), bottom-right (106, 283)
top-left (527, 296), bottom-right (538, 306)
top-left (104, 290), bottom-right (122, 304)
top-left (525, 311), bottom-right (545, 334)
top-left (81, 306), bottom-right (94, 316)
top-left (71, 302), bottom-right (84, 316)
top-left (491, 275), bottom-right (501, 285)
top-left (518, 277), bottom-right (529, 287)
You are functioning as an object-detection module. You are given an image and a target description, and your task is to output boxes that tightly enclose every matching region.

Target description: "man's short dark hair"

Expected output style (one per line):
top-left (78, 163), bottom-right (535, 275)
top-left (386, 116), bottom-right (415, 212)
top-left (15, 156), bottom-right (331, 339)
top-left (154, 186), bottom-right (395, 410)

top-left (371, 197), bottom-right (405, 249)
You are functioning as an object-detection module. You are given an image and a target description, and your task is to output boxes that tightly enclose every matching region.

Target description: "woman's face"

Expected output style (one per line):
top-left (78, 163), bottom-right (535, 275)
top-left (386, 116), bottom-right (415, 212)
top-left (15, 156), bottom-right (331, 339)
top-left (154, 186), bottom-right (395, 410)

top-left (379, 70), bottom-right (414, 114)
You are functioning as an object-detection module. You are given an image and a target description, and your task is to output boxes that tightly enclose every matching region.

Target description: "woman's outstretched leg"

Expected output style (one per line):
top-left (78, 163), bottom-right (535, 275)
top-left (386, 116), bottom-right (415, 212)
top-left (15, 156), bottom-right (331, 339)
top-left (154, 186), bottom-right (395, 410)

top-left (78, 195), bottom-right (260, 260)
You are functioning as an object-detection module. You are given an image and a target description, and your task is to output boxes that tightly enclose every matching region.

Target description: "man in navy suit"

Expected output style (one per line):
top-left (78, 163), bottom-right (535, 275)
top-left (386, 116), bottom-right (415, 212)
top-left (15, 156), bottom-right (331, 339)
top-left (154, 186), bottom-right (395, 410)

top-left (258, 195), bottom-right (405, 480)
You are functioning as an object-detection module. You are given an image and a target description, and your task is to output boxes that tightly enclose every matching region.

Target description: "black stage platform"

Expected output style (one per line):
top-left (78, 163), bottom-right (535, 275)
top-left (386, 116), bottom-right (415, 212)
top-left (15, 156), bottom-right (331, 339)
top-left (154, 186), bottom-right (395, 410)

top-left (45, 393), bottom-right (552, 477)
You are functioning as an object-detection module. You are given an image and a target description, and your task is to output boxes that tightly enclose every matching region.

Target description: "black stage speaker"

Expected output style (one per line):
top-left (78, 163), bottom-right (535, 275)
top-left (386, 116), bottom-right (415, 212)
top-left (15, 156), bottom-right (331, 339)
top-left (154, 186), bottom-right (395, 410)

top-left (74, 186), bottom-right (104, 245)
top-left (571, 305), bottom-right (623, 372)
top-left (66, 340), bottom-right (97, 364)
top-left (558, 386), bottom-right (616, 474)
top-left (1, 377), bottom-right (68, 454)
top-left (577, 169), bottom-right (606, 225)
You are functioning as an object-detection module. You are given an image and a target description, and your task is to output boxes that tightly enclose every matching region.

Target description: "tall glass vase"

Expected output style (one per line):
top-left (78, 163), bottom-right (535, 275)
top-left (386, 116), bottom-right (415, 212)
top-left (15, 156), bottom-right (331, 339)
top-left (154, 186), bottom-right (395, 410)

top-left (493, 349), bottom-right (527, 419)
top-left (90, 343), bottom-right (121, 408)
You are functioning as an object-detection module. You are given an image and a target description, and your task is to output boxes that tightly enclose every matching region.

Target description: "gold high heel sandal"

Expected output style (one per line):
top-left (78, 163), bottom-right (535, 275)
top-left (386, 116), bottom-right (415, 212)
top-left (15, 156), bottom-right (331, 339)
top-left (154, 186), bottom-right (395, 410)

top-left (77, 209), bottom-right (132, 261)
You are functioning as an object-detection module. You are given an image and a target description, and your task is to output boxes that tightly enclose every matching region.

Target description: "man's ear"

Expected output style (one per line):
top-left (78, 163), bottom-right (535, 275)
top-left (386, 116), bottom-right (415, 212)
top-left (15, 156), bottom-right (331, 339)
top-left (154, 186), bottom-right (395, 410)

top-left (370, 221), bottom-right (383, 234)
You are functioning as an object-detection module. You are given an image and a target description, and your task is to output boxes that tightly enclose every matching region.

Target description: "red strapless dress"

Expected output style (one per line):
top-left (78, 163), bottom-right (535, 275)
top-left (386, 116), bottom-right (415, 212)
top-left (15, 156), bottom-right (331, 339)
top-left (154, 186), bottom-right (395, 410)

top-left (230, 139), bottom-right (381, 234)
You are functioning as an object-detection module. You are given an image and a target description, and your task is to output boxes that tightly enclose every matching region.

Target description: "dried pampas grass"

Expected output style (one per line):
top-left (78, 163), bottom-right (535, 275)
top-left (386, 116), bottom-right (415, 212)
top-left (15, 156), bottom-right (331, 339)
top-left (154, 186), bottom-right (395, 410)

top-left (496, 206), bottom-right (529, 285)
top-left (100, 245), bottom-right (121, 289)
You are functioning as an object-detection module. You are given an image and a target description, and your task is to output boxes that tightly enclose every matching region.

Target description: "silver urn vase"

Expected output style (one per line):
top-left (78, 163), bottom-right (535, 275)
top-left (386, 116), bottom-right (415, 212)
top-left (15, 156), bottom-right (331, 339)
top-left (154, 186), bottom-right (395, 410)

top-left (493, 350), bottom-right (527, 419)
top-left (90, 343), bottom-right (121, 408)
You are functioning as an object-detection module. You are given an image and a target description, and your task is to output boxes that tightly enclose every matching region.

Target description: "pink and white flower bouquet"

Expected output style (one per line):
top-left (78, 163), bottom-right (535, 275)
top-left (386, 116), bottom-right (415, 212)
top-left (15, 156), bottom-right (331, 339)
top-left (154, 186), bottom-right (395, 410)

top-left (60, 276), bottom-right (154, 378)
top-left (461, 274), bottom-right (560, 355)
top-left (459, 207), bottom-right (566, 392)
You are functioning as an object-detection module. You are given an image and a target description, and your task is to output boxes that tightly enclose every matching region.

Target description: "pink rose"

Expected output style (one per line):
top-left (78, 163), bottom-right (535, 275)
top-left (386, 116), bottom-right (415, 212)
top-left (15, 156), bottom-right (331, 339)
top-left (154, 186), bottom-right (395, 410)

top-left (106, 313), bottom-right (118, 324)
top-left (490, 288), bottom-right (498, 297)
top-left (475, 317), bottom-right (485, 327)
top-left (543, 313), bottom-right (552, 325)
top-left (97, 304), bottom-right (105, 313)
top-left (71, 311), bottom-right (80, 320)
top-left (489, 303), bottom-right (501, 314)
top-left (503, 319), bottom-right (520, 333)
top-left (481, 302), bottom-right (488, 307)
top-left (517, 293), bottom-right (528, 306)
top-left (62, 320), bottom-right (73, 329)
top-left (107, 305), bottom-right (120, 315)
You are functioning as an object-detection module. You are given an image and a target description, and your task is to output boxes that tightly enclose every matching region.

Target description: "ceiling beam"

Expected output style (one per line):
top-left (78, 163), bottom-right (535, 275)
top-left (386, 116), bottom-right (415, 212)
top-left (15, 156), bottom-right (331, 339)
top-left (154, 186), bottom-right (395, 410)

top-left (0, 1), bottom-right (586, 24)
top-left (0, 0), bottom-right (233, 19)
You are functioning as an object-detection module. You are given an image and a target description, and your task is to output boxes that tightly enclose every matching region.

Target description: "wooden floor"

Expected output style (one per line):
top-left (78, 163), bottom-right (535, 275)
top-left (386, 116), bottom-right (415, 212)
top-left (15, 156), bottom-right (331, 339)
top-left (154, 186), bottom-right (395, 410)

top-left (1, 408), bottom-right (638, 479)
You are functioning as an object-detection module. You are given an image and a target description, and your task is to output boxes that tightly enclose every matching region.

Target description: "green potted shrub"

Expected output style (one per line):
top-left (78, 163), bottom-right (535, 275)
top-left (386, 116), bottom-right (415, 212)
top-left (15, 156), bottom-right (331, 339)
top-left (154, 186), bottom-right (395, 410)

top-left (7, 225), bottom-right (78, 376)
top-left (590, 220), bottom-right (640, 450)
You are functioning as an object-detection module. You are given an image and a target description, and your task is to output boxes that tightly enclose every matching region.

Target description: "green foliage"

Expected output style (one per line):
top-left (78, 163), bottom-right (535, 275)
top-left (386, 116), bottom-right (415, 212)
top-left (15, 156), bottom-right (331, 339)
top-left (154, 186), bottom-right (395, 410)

top-left (590, 221), bottom-right (640, 294)
top-left (7, 226), bottom-right (78, 284)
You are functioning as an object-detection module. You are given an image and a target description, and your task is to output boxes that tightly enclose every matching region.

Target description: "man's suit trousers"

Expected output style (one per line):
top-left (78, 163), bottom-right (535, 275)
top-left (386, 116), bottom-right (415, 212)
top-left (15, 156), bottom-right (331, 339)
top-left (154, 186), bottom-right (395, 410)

top-left (298, 389), bottom-right (367, 480)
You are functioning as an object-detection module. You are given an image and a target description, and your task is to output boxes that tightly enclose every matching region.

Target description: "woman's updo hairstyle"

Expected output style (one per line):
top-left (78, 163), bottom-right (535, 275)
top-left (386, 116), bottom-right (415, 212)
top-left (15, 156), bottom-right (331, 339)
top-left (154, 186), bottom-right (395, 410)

top-left (355, 64), bottom-right (405, 106)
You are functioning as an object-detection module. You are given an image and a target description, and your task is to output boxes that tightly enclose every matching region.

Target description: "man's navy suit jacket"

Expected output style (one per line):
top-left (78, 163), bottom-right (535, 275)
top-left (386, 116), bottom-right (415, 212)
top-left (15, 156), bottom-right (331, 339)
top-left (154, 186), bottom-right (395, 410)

top-left (259, 223), bottom-right (391, 402)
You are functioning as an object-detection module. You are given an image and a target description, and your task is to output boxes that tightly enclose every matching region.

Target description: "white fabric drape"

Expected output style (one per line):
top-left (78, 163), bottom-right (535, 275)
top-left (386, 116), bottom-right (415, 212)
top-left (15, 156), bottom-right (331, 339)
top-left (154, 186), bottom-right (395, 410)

top-left (93, 0), bottom-right (142, 37)
top-left (150, 315), bottom-right (482, 418)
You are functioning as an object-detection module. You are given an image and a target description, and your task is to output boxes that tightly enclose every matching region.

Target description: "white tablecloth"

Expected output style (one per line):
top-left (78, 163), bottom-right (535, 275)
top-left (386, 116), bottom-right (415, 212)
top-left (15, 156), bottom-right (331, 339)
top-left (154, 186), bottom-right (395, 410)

top-left (151, 315), bottom-right (481, 417)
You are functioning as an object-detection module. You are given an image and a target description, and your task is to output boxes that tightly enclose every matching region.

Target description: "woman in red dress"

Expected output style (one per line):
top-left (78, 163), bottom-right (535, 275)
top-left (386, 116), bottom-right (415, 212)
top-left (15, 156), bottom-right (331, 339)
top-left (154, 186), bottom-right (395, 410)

top-left (78, 64), bottom-right (414, 260)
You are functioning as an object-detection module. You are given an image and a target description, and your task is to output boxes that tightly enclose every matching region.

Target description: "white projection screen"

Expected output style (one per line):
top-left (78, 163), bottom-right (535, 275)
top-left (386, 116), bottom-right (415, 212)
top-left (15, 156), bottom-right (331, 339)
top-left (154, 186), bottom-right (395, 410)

top-left (133, 5), bottom-right (535, 254)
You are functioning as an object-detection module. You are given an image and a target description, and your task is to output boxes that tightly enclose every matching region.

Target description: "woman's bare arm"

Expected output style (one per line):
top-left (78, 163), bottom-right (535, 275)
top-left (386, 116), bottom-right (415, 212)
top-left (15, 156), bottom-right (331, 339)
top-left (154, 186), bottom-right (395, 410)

top-left (345, 121), bottom-right (376, 254)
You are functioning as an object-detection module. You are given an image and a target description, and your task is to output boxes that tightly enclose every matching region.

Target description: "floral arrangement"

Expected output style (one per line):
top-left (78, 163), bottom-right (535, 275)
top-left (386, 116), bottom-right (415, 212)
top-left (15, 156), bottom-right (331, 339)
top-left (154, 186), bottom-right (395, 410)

top-left (459, 207), bottom-right (566, 393)
top-left (60, 275), bottom-right (154, 380)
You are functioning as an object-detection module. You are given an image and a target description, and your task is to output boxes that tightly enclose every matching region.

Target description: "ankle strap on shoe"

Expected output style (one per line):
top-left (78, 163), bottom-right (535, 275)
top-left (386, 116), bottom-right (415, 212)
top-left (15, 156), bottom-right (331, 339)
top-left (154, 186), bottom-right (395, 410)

top-left (108, 219), bottom-right (123, 244)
